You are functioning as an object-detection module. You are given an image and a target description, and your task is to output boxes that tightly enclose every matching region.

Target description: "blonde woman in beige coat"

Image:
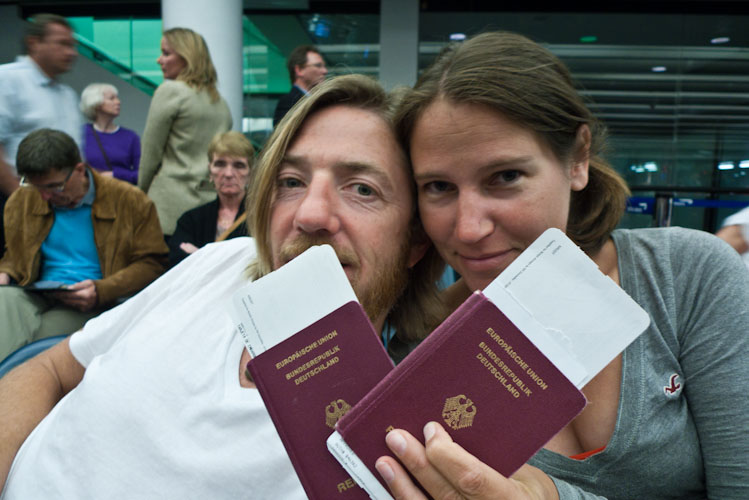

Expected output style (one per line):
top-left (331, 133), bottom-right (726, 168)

top-left (138, 27), bottom-right (232, 237)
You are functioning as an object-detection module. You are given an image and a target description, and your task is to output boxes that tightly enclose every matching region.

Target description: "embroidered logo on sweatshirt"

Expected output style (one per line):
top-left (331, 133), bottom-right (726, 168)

top-left (663, 374), bottom-right (682, 397)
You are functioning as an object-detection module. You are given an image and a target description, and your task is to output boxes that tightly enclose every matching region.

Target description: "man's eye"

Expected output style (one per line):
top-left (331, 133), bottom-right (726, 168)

top-left (280, 177), bottom-right (302, 188)
top-left (354, 183), bottom-right (374, 196)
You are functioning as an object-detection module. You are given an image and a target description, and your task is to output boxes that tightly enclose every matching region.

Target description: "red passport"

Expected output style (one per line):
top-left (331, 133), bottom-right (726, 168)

top-left (248, 300), bottom-right (394, 499)
top-left (328, 292), bottom-right (587, 497)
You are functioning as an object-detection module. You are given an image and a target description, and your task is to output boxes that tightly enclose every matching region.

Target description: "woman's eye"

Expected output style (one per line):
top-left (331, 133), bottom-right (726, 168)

top-left (423, 181), bottom-right (453, 193)
top-left (497, 170), bottom-right (520, 183)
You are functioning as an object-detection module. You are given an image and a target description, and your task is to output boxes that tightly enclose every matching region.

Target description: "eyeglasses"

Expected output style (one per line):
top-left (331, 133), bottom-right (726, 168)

top-left (304, 62), bottom-right (326, 69)
top-left (19, 167), bottom-right (74, 193)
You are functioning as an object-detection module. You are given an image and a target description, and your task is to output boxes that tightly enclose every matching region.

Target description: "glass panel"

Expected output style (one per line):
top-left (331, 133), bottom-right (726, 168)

top-left (418, 11), bottom-right (749, 231)
top-left (244, 12), bottom-right (380, 146)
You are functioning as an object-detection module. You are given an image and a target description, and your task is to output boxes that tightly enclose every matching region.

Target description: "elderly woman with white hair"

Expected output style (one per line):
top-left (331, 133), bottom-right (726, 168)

top-left (80, 83), bottom-right (141, 184)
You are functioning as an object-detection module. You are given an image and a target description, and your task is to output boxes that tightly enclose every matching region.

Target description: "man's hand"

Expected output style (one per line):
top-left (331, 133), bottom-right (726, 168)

top-left (52, 279), bottom-right (98, 311)
top-left (179, 242), bottom-right (199, 255)
top-left (98, 170), bottom-right (114, 178)
top-left (0, 273), bottom-right (9, 285)
top-left (374, 422), bottom-right (559, 500)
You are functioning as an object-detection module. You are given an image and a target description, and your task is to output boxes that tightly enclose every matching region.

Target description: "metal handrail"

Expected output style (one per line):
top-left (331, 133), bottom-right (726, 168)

top-left (74, 33), bottom-right (158, 96)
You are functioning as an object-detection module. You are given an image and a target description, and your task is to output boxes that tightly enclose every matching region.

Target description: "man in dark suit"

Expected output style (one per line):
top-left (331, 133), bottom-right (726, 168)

top-left (272, 45), bottom-right (328, 127)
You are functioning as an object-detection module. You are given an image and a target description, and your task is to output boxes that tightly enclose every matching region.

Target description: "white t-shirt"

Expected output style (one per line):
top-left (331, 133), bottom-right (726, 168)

top-left (722, 206), bottom-right (749, 269)
top-left (2, 238), bottom-right (306, 499)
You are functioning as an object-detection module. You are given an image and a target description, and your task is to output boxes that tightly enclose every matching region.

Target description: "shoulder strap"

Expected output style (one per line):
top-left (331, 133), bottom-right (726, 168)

top-left (216, 212), bottom-right (247, 242)
top-left (91, 126), bottom-right (112, 170)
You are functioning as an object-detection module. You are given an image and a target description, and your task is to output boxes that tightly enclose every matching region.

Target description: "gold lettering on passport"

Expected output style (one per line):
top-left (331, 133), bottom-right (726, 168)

top-left (480, 326), bottom-right (549, 393)
top-left (275, 329), bottom-right (339, 370)
top-left (337, 477), bottom-right (357, 492)
top-left (442, 395), bottom-right (476, 430)
top-left (285, 345), bottom-right (341, 381)
top-left (326, 399), bottom-right (352, 429)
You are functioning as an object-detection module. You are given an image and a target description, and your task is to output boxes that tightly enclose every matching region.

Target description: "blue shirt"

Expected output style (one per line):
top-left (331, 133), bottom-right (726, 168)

top-left (39, 170), bottom-right (102, 284)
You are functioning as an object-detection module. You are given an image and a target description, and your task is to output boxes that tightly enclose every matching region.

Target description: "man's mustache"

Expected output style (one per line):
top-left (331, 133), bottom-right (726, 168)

top-left (278, 235), bottom-right (359, 268)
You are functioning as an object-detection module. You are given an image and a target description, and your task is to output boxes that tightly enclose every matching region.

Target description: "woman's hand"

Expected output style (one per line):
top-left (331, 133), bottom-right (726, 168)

top-left (375, 422), bottom-right (559, 500)
top-left (179, 242), bottom-right (199, 254)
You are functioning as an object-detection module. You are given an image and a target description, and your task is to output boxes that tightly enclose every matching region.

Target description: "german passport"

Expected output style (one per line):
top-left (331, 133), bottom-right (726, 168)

top-left (247, 301), bottom-right (393, 499)
top-left (230, 245), bottom-right (393, 499)
top-left (327, 229), bottom-right (650, 499)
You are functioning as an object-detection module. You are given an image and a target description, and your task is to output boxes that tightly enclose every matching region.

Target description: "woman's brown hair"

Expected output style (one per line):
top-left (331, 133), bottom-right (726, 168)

top-left (396, 31), bottom-right (630, 254)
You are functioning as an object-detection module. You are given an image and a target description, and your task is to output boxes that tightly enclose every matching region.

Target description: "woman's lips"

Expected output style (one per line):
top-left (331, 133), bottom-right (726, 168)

top-left (456, 249), bottom-right (516, 274)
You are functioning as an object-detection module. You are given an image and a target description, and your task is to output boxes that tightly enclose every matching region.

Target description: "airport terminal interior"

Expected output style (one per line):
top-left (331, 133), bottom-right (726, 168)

top-left (5, 0), bottom-right (749, 232)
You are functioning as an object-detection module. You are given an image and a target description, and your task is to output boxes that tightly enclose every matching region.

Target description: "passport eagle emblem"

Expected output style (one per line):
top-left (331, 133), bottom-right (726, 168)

top-left (325, 399), bottom-right (352, 429)
top-left (442, 394), bottom-right (476, 430)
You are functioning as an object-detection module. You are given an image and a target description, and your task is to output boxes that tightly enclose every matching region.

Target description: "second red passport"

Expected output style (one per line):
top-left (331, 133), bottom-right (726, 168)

top-left (247, 300), bottom-right (394, 499)
top-left (333, 292), bottom-right (588, 494)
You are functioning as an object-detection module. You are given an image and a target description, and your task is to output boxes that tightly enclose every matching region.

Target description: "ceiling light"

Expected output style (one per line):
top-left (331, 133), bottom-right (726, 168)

top-left (711, 37), bottom-right (730, 44)
top-left (739, 160), bottom-right (749, 169)
top-left (449, 33), bottom-right (466, 41)
top-left (651, 66), bottom-right (667, 73)
top-left (718, 161), bottom-right (735, 170)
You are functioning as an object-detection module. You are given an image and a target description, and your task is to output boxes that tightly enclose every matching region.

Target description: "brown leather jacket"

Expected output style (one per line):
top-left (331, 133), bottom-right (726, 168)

top-left (0, 168), bottom-right (168, 305)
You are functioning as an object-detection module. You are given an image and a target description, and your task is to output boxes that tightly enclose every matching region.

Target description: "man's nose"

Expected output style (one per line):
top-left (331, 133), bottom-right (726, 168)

top-left (293, 178), bottom-right (340, 235)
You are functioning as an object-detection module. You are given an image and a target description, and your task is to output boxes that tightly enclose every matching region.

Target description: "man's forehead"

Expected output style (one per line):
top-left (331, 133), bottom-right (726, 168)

top-left (281, 105), bottom-right (408, 181)
top-left (43, 22), bottom-right (72, 38)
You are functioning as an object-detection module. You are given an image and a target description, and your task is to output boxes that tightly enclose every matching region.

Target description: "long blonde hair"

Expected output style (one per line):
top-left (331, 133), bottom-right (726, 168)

top-left (247, 74), bottom-right (445, 341)
top-left (163, 27), bottom-right (219, 102)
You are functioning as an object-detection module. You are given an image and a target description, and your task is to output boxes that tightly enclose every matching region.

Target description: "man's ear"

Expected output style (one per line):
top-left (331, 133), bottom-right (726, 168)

top-left (570, 125), bottom-right (591, 192)
top-left (407, 224), bottom-right (431, 269)
top-left (25, 36), bottom-right (41, 56)
top-left (74, 162), bottom-right (87, 174)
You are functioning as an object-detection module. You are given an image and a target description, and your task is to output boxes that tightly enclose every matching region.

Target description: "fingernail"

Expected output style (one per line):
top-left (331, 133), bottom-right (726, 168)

top-left (386, 430), bottom-right (407, 456)
top-left (375, 460), bottom-right (395, 483)
top-left (423, 422), bottom-right (436, 442)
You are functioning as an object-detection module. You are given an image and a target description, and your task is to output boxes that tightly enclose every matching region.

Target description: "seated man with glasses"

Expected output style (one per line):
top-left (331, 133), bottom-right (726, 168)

top-left (0, 128), bottom-right (168, 360)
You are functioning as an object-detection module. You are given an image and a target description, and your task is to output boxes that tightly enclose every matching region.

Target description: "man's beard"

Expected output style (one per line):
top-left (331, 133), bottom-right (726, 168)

top-left (278, 234), bottom-right (411, 326)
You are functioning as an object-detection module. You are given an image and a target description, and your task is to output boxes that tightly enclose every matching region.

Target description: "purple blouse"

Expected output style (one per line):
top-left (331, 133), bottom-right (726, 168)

top-left (82, 124), bottom-right (141, 184)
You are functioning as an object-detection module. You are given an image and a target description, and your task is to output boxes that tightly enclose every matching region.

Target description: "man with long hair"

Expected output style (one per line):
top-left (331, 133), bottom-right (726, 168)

top-left (0, 74), bottom-right (443, 498)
